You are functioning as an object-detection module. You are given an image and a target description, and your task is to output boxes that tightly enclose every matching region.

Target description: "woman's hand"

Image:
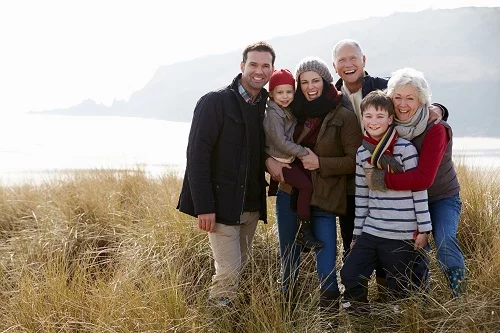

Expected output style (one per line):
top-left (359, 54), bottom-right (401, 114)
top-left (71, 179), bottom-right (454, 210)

top-left (428, 104), bottom-right (443, 124)
top-left (414, 232), bottom-right (429, 250)
top-left (299, 147), bottom-right (320, 170)
top-left (265, 157), bottom-right (291, 182)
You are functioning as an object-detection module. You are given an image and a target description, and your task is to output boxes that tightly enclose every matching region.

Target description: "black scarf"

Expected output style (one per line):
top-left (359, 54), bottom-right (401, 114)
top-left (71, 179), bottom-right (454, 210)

top-left (293, 79), bottom-right (337, 124)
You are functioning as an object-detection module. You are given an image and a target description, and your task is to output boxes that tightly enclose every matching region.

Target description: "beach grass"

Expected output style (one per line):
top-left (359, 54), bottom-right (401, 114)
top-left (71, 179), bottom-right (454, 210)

top-left (0, 165), bottom-right (499, 332)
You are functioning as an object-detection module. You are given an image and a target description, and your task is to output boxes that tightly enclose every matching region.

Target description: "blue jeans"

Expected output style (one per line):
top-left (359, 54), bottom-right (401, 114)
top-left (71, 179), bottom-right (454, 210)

top-left (276, 189), bottom-right (338, 293)
top-left (429, 193), bottom-right (465, 271)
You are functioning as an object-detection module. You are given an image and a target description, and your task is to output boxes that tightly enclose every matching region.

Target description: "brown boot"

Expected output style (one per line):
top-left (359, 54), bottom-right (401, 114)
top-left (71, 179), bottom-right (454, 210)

top-left (295, 218), bottom-right (323, 250)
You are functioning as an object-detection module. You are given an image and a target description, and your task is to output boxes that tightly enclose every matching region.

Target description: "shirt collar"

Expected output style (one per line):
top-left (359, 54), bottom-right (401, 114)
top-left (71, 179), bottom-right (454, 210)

top-left (342, 71), bottom-right (366, 95)
top-left (238, 79), bottom-right (262, 105)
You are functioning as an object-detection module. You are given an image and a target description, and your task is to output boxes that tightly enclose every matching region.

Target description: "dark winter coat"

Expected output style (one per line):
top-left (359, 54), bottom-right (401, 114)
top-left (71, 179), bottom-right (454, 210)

top-left (177, 74), bottom-right (268, 225)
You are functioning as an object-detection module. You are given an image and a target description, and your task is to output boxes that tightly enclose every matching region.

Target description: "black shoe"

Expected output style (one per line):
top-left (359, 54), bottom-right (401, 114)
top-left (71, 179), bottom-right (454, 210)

top-left (320, 290), bottom-right (341, 329)
top-left (295, 218), bottom-right (323, 249)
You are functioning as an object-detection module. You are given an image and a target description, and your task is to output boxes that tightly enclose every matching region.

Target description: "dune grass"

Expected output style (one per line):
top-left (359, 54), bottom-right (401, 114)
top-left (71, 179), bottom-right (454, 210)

top-left (0, 165), bottom-right (499, 332)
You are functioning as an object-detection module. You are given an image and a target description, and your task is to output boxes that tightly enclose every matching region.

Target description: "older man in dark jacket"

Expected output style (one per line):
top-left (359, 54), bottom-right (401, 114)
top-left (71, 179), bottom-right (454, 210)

top-left (332, 39), bottom-right (448, 301)
top-left (332, 39), bottom-right (449, 260)
top-left (177, 41), bottom-right (275, 307)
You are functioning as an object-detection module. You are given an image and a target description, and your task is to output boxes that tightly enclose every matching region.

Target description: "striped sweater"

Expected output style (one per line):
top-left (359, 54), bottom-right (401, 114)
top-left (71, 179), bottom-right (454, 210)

top-left (354, 137), bottom-right (432, 240)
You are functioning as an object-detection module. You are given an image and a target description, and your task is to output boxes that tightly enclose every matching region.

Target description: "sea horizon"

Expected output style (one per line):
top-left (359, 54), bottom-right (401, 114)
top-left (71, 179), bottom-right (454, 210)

top-left (1, 114), bottom-right (499, 186)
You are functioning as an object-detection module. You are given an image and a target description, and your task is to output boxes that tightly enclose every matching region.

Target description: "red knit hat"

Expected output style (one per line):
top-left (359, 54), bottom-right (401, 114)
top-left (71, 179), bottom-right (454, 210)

top-left (269, 69), bottom-right (295, 92)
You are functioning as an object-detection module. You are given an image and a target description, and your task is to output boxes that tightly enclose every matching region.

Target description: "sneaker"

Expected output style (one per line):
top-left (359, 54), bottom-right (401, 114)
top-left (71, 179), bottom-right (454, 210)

top-left (341, 301), bottom-right (352, 310)
top-left (209, 297), bottom-right (232, 308)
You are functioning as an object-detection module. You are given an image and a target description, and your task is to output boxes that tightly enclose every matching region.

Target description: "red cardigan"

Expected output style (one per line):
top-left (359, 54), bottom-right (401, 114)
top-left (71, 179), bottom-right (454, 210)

top-left (385, 124), bottom-right (448, 191)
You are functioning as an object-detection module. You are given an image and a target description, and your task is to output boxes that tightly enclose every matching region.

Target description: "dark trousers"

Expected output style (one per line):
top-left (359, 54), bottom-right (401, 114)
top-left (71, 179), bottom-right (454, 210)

top-left (339, 195), bottom-right (355, 256)
top-left (340, 233), bottom-right (421, 301)
top-left (341, 196), bottom-right (385, 279)
top-left (282, 162), bottom-right (313, 220)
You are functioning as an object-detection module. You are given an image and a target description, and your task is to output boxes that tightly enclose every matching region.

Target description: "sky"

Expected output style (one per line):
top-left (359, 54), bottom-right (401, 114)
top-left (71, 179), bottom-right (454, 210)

top-left (1, 0), bottom-right (499, 117)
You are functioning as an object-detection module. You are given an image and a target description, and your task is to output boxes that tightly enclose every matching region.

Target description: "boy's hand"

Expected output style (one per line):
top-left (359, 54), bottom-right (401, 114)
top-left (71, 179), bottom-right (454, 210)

top-left (414, 232), bottom-right (429, 250)
top-left (350, 240), bottom-right (356, 250)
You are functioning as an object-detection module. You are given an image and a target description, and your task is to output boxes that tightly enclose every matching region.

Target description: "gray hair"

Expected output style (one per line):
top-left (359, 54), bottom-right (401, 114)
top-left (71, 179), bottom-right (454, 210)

top-left (332, 39), bottom-right (364, 62)
top-left (386, 67), bottom-right (431, 106)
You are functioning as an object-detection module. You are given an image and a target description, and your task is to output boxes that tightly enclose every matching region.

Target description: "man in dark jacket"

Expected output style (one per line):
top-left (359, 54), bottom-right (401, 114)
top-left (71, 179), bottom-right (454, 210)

top-left (332, 39), bottom-right (390, 259)
top-left (177, 41), bottom-right (275, 307)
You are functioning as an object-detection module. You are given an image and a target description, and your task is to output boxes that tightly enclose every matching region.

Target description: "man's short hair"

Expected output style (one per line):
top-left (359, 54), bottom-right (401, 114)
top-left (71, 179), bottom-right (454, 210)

top-left (332, 39), bottom-right (364, 62)
top-left (242, 41), bottom-right (276, 65)
top-left (360, 90), bottom-right (395, 117)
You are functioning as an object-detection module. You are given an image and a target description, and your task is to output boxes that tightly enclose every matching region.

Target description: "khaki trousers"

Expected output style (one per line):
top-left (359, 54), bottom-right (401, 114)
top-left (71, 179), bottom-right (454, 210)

top-left (208, 211), bottom-right (260, 300)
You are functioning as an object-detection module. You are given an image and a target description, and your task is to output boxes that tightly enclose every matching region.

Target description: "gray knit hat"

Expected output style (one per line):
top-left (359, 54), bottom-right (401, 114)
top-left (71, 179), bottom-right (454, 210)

top-left (295, 56), bottom-right (334, 83)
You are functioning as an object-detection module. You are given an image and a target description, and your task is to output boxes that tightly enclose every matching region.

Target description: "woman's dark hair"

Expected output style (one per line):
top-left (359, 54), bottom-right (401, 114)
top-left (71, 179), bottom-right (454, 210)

top-left (292, 78), bottom-right (342, 123)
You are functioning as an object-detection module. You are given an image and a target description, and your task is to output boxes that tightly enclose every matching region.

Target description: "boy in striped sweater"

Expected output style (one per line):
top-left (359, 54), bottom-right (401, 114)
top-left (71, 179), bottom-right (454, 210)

top-left (340, 90), bottom-right (432, 311)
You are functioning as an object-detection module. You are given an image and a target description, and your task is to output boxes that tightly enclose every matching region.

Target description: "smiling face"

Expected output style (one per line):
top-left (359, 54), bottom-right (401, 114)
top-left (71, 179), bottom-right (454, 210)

top-left (270, 84), bottom-right (294, 108)
top-left (240, 51), bottom-right (274, 97)
top-left (299, 71), bottom-right (324, 101)
top-left (333, 44), bottom-right (365, 93)
top-left (362, 105), bottom-right (393, 140)
top-left (392, 83), bottom-right (422, 122)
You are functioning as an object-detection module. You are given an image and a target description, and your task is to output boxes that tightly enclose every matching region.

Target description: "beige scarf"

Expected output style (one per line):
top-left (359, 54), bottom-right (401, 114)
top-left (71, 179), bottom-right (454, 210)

top-left (394, 105), bottom-right (429, 140)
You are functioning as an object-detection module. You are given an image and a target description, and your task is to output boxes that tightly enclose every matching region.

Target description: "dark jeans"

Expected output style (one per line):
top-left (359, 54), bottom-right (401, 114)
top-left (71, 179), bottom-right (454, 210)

top-left (429, 194), bottom-right (465, 271)
top-left (411, 194), bottom-right (466, 290)
top-left (276, 189), bottom-right (339, 293)
top-left (338, 194), bottom-right (355, 257)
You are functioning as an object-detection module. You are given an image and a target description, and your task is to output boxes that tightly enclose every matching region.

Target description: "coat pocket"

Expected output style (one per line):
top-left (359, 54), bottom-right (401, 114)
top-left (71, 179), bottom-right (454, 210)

top-left (212, 179), bottom-right (240, 222)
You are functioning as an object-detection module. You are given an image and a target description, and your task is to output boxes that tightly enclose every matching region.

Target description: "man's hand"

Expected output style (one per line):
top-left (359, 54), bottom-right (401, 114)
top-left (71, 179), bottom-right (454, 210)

top-left (428, 104), bottom-right (443, 125)
top-left (265, 157), bottom-right (290, 182)
top-left (198, 213), bottom-right (216, 232)
top-left (299, 148), bottom-right (320, 170)
top-left (350, 240), bottom-right (356, 250)
top-left (414, 232), bottom-right (429, 250)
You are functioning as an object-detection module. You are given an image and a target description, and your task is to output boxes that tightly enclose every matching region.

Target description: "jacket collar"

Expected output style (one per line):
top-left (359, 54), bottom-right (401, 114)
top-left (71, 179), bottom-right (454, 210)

top-left (266, 100), bottom-right (287, 118)
top-left (229, 73), bottom-right (268, 103)
top-left (334, 70), bottom-right (371, 93)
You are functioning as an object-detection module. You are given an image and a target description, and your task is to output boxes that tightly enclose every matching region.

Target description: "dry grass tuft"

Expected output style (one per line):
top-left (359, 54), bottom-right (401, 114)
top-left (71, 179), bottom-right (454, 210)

top-left (0, 166), bottom-right (499, 332)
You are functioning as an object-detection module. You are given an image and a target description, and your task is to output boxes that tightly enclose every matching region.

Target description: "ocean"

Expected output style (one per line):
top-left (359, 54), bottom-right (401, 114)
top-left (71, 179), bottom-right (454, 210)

top-left (1, 114), bottom-right (499, 185)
